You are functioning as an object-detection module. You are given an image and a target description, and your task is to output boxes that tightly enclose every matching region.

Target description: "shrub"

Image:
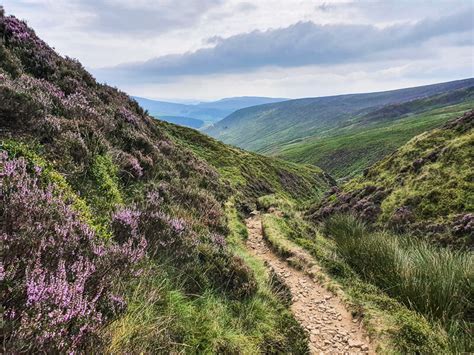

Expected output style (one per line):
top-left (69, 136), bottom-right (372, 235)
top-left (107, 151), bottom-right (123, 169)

top-left (0, 153), bottom-right (146, 352)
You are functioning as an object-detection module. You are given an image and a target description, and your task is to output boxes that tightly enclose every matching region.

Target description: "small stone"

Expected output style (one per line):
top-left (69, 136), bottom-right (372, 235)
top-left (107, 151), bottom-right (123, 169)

top-left (348, 340), bottom-right (363, 348)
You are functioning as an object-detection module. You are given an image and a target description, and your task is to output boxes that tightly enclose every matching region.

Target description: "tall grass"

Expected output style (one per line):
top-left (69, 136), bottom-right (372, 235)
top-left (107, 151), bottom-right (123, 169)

top-left (323, 214), bottom-right (473, 327)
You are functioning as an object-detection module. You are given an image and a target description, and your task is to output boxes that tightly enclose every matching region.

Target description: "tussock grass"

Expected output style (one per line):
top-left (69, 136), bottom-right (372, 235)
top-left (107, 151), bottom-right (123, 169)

top-left (323, 214), bottom-right (473, 351)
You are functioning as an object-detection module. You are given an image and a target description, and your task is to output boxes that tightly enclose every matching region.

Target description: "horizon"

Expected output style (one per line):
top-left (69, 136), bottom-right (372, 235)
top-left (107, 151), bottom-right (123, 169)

top-left (134, 76), bottom-right (474, 103)
top-left (2, 1), bottom-right (473, 100)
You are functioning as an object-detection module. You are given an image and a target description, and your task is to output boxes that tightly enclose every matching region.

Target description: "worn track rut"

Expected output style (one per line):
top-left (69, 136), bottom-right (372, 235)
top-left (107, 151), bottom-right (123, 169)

top-left (245, 212), bottom-right (372, 354)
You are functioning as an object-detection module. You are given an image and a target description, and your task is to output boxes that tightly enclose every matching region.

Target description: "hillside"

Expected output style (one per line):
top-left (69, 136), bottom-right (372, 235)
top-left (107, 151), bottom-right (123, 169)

top-left (277, 93), bottom-right (473, 178)
top-left (0, 11), bottom-right (329, 353)
top-left (160, 121), bottom-right (332, 205)
top-left (133, 95), bottom-right (288, 124)
top-left (308, 110), bottom-right (474, 248)
top-left (205, 79), bottom-right (474, 177)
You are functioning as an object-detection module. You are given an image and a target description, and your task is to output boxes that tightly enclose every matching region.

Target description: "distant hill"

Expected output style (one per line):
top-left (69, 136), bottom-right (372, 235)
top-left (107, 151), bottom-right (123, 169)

top-left (133, 95), bottom-right (288, 124)
top-left (205, 79), bottom-right (474, 177)
top-left (276, 88), bottom-right (474, 178)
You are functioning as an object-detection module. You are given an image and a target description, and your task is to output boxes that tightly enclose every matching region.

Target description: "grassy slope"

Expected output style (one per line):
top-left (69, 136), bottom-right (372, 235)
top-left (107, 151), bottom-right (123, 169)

top-left (162, 121), bottom-right (333, 204)
top-left (205, 79), bottom-right (474, 151)
top-left (276, 100), bottom-right (474, 178)
top-left (0, 11), bottom-right (329, 353)
top-left (206, 81), bottom-right (473, 179)
top-left (308, 110), bottom-right (474, 248)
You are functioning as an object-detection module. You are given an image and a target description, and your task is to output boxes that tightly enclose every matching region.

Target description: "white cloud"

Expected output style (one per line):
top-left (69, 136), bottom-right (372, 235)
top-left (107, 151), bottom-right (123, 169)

top-left (1, 0), bottom-right (473, 100)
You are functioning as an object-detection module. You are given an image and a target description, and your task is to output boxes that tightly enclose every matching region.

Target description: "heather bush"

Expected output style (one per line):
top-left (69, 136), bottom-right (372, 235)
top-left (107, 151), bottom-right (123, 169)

top-left (0, 153), bottom-right (146, 352)
top-left (133, 190), bottom-right (257, 298)
top-left (2, 15), bottom-right (58, 79)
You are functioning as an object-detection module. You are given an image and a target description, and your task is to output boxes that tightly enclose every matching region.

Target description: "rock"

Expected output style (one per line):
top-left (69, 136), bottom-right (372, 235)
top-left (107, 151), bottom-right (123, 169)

top-left (348, 339), bottom-right (363, 348)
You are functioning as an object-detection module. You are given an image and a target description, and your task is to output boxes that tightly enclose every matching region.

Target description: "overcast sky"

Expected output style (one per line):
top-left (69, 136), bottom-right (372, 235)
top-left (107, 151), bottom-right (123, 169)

top-left (3, 0), bottom-right (473, 101)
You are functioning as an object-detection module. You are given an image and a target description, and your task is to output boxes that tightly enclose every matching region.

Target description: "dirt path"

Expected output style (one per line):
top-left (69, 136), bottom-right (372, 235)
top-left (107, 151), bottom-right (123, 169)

top-left (245, 212), bottom-right (372, 354)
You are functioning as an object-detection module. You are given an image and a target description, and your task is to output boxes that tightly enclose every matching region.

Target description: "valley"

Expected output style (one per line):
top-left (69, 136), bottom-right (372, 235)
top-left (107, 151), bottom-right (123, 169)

top-left (0, 6), bottom-right (472, 355)
top-left (133, 95), bottom-right (288, 128)
top-left (206, 79), bottom-right (474, 178)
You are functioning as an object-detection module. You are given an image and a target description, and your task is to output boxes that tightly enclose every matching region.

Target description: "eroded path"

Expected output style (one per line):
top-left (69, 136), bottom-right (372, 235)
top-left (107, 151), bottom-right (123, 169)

top-left (245, 212), bottom-right (372, 354)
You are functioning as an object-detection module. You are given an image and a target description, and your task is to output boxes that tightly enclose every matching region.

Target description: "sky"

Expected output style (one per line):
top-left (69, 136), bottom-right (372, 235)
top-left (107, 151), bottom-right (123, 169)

top-left (2, 0), bottom-right (474, 101)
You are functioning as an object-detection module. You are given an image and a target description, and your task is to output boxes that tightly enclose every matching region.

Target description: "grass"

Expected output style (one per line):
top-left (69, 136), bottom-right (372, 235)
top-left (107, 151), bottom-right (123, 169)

top-left (261, 214), bottom-right (295, 259)
top-left (332, 109), bottom-right (474, 247)
top-left (253, 195), bottom-right (469, 353)
top-left (162, 120), bottom-right (330, 202)
top-left (103, 201), bottom-right (309, 354)
top-left (323, 214), bottom-right (473, 352)
top-left (276, 100), bottom-right (474, 178)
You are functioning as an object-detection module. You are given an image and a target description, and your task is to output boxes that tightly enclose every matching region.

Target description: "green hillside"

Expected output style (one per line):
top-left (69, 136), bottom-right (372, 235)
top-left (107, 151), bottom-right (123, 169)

top-left (205, 79), bottom-right (474, 178)
top-left (308, 110), bottom-right (474, 248)
top-left (161, 121), bottom-right (332, 203)
top-left (277, 97), bottom-right (474, 178)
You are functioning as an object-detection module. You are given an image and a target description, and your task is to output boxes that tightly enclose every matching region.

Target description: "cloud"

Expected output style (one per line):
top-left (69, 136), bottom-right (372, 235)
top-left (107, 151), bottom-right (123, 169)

top-left (3, 0), bottom-right (224, 36)
top-left (94, 10), bottom-right (473, 83)
top-left (77, 0), bottom-right (224, 35)
top-left (235, 2), bottom-right (258, 12)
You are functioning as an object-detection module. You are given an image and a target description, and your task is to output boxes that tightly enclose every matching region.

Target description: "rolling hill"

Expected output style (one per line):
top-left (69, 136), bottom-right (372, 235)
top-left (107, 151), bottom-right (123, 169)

top-left (205, 79), bottom-right (474, 177)
top-left (133, 95), bottom-right (288, 125)
top-left (1, 8), bottom-right (472, 354)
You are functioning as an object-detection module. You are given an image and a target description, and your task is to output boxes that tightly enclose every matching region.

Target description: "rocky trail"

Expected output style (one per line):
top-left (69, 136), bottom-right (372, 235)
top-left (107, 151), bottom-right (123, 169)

top-left (245, 212), bottom-right (372, 354)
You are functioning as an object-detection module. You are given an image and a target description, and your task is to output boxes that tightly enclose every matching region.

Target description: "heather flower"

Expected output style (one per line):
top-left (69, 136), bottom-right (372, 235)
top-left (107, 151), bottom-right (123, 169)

top-left (0, 262), bottom-right (5, 281)
top-left (209, 233), bottom-right (227, 249)
top-left (117, 106), bottom-right (139, 125)
top-left (118, 153), bottom-right (143, 178)
top-left (0, 152), bottom-right (146, 352)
